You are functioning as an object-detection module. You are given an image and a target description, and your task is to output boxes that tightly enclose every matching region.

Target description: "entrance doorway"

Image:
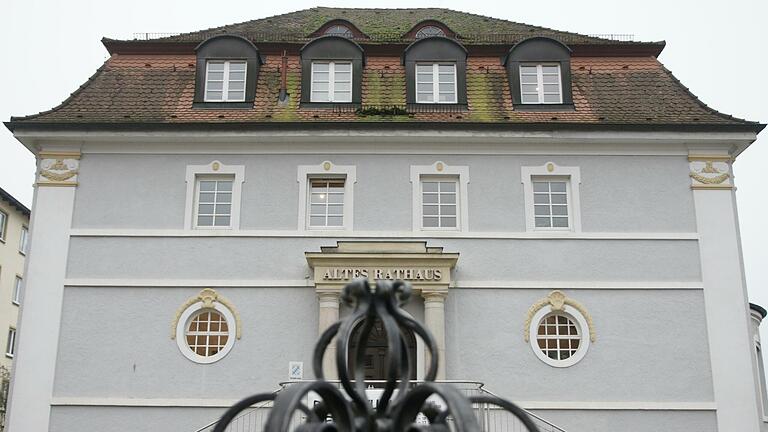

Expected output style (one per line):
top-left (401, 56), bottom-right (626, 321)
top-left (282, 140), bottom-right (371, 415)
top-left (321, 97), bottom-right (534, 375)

top-left (348, 318), bottom-right (418, 382)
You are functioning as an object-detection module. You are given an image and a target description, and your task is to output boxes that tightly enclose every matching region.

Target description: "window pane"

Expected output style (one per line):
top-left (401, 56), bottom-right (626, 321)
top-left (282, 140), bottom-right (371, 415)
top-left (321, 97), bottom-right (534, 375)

top-left (423, 217), bottom-right (439, 227)
top-left (207, 71), bottom-right (224, 81)
top-left (439, 83), bottom-right (454, 92)
top-left (206, 81), bottom-right (224, 91)
top-left (534, 194), bottom-right (549, 204)
top-left (310, 204), bottom-right (326, 215)
top-left (535, 217), bottom-right (551, 227)
top-left (327, 205), bottom-right (344, 216)
top-left (217, 181), bottom-right (233, 192)
top-left (229, 81), bottom-right (245, 91)
top-left (533, 182), bottom-right (549, 193)
top-left (423, 205), bottom-right (439, 216)
top-left (441, 217), bottom-right (457, 227)
top-left (229, 71), bottom-right (246, 81)
top-left (334, 72), bottom-right (351, 82)
top-left (439, 93), bottom-right (455, 102)
top-left (551, 193), bottom-right (567, 204)
top-left (417, 83), bottom-right (433, 93)
top-left (417, 93), bottom-right (434, 102)
top-left (441, 205), bottom-right (456, 216)
top-left (206, 91), bottom-right (223, 101)
top-left (543, 74), bottom-right (559, 84)
top-left (228, 91), bottom-right (245, 101)
top-left (310, 216), bottom-right (325, 226)
top-left (214, 216), bottom-right (231, 226)
top-left (522, 84), bottom-right (538, 93)
top-left (422, 182), bottom-right (438, 192)
top-left (334, 62), bottom-right (351, 72)
top-left (543, 94), bottom-right (561, 103)
top-left (542, 65), bottom-right (559, 74)
top-left (198, 215), bottom-right (213, 226)
top-left (198, 204), bottom-right (214, 214)
top-left (229, 62), bottom-right (246, 71)
top-left (313, 82), bottom-right (329, 91)
top-left (207, 62), bottom-right (225, 72)
top-left (216, 204), bottom-right (232, 215)
top-left (520, 65), bottom-right (537, 74)
top-left (439, 182), bottom-right (456, 192)
top-left (334, 82), bottom-right (351, 92)
top-left (534, 205), bottom-right (550, 216)
top-left (521, 74), bottom-right (538, 84)
top-left (416, 64), bottom-right (433, 74)
top-left (327, 216), bottom-right (343, 226)
top-left (215, 192), bottom-right (232, 203)
top-left (199, 181), bottom-right (216, 191)
top-left (328, 193), bottom-right (344, 204)
top-left (440, 193), bottom-right (456, 204)
top-left (312, 92), bottom-right (329, 102)
top-left (438, 64), bottom-right (454, 74)
top-left (199, 192), bottom-right (215, 203)
top-left (423, 193), bottom-right (438, 204)
top-left (313, 63), bottom-right (329, 72)
top-left (521, 94), bottom-right (539, 104)
top-left (550, 182), bottom-right (567, 192)
top-left (552, 217), bottom-right (569, 228)
top-left (552, 205), bottom-right (568, 216)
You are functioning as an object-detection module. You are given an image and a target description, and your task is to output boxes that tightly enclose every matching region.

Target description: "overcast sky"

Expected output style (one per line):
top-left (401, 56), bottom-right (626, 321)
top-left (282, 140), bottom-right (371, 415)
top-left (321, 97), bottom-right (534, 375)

top-left (1, 0), bottom-right (766, 346)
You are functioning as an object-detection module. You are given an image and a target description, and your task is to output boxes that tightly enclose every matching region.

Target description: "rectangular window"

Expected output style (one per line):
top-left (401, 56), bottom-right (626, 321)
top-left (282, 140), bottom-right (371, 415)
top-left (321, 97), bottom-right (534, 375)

top-left (520, 64), bottom-right (562, 104)
top-left (416, 63), bottom-right (456, 103)
top-left (205, 60), bottom-right (247, 102)
top-left (5, 328), bottom-right (15, 357)
top-left (194, 176), bottom-right (234, 228)
top-left (421, 178), bottom-right (458, 229)
top-left (311, 62), bottom-right (352, 103)
top-left (19, 226), bottom-right (29, 254)
top-left (308, 179), bottom-right (345, 228)
top-left (533, 178), bottom-right (570, 229)
top-left (0, 210), bottom-right (6, 241)
top-left (13, 276), bottom-right (22, 305)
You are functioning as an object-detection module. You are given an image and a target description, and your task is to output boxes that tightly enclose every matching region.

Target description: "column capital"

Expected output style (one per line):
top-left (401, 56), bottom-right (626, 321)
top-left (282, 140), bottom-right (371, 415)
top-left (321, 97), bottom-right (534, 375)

top-left (688, 154), bottom-right (734, 190)
top-left (36, 151), bottom-right (81, 187)
top-left (422, 289), bottom-right (448, 302)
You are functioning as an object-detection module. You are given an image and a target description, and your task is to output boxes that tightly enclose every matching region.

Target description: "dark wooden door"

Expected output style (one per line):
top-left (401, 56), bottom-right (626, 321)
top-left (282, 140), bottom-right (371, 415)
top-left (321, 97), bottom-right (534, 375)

top-left (348, 318), bottom-right (417, 383)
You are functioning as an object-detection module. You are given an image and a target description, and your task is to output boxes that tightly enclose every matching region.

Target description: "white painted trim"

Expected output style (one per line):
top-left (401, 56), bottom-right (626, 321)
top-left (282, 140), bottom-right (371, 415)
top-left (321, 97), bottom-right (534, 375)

top-left (47, 397), bottom-right (716, 411)
top-left (297, 161), bottom-right (356, 231)
top-left (528, 304), bottom-right (590, 368)
top-left (522, 162), bottom-right (582, 232)
top-left (63, 278), bottom-right (703, 290)
top-left (184, 161), bottom-right (245, 230)
top-left (175, 301), bottom-right (237, 364)
top-left (410, 162), bottom-right (469, 232)
top-left (68, 228), bottom-right (699, 240)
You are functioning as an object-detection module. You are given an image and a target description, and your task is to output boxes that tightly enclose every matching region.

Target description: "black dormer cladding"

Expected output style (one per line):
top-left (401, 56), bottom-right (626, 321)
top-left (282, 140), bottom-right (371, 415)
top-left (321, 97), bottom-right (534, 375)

top-left (403, 37), bottom-right (468, 105)
top-left (193, 35), bottom-right (263, 107)
top-left (503, 37), bottom-right (574, 109)
top-left (300, 36), bottom-right (365, 105)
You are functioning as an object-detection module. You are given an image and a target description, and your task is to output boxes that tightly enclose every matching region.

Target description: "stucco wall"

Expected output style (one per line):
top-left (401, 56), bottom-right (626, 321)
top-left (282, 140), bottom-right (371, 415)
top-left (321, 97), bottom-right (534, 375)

top-left (70, 153), bottom-right (696, 233)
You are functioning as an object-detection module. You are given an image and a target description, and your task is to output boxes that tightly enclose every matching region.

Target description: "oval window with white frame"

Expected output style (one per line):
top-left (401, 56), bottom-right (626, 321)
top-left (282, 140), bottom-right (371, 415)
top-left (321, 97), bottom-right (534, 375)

top-left (525, 290), bottom-right (594, 368)
top-left (173, 289), bottom-right (241, 364)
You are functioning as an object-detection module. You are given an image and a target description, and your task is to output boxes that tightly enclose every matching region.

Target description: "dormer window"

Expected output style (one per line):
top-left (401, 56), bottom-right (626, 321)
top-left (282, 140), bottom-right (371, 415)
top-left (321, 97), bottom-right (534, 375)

top-left (311, 61), bottom-right (352, 103)
top-left (300, 36), bottom-right (365, 105)
top-left (415, 26), bottom-right (445, 39)
top-left (324, 25), bottom-right (353, 38)
top-left (416, 63), bottom-right (456, 103)
top-left (204, 60), bottom-right (247, 102)
top-left (404, 37), bottom-right (467, 106)
top-left (504, 37), bottom-right (573, 110)
top-left (194, 35), bottom-right (262, 107)
top-left (520, 64), bottom-right (562, 104)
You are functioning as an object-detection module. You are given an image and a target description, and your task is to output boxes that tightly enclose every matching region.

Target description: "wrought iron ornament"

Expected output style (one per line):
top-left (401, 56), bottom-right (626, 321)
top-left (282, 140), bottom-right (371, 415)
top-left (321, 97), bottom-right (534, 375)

top-left (214, 279), bottom-right (540, 432)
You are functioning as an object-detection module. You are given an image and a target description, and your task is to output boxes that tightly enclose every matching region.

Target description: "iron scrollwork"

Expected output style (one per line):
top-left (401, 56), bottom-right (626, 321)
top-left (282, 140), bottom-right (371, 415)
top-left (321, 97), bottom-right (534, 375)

top-left (214, 278), bottom-right (540, 432)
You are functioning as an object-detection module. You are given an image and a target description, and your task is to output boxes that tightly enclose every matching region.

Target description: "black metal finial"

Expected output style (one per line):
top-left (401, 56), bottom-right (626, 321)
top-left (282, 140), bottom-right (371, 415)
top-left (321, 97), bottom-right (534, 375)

top-left (214, 278), bottom-right (540, 432)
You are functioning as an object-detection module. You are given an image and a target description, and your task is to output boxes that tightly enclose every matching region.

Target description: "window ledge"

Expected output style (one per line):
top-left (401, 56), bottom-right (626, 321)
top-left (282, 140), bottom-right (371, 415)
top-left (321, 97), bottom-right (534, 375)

top-left (407, 103), bottom-right (468, 113)
top-left (513, 103), bottom-right (575, 112)
top-left (192, 102), bottom-right (253, 109)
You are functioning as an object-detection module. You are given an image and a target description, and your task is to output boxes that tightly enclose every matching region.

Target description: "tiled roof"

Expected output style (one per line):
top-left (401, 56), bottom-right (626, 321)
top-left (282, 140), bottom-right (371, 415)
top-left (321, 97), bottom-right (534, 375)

top-left (7, 53), bottom-right (760, 130)
top-left (138, 7), bottom-right (635, 45)
top-left (0, 186), bottom-right (30, 217)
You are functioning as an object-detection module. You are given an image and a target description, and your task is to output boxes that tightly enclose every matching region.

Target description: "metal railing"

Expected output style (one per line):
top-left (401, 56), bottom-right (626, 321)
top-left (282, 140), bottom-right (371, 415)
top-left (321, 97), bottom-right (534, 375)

top-left (194, 380), bottom-right (566, 432)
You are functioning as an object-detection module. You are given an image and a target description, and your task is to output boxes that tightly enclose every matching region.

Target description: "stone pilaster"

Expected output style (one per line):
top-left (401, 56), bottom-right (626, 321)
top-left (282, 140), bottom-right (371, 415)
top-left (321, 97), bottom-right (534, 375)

top-left (423, 290), bottom-right (447, 380)
top-left (317, 290), bottom-right (341, 380)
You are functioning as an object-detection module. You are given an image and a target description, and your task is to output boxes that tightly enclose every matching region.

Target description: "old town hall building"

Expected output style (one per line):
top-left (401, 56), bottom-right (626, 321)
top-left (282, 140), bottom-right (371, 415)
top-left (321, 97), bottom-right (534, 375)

top-left (3, 7), bottom-right (766, 432)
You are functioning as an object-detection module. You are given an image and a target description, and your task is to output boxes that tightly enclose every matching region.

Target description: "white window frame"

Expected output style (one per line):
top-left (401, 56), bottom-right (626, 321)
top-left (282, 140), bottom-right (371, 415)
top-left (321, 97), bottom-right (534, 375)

top-left (176, 302), bottom-right (237, 364)
top-left (297, 161), bottom-right (356, 231)
top-left (519, 63), bottom-right (563, 104)
top-left (415, 63), bottom-right (457, 104)
top-left (6, 327), bottom-right (16, 358)
top-left (410, 162), bottom-right (469, 232)
top-left (12, 275), bottom-right (21, 306)
top-left (18, 226), bottom-right (28, 255)
top-left (0, 209), bottom-right (7, 242)
top-left (184, 161), bottom-right (245, 230)
top-left (521, 162), bottom-right (581, 232)
top-left (310, 61), bottom-right (353, 103)
top-left (529, 305), bottom-right (590, 368)
top-left (204, 60), bottom-right (247, 102)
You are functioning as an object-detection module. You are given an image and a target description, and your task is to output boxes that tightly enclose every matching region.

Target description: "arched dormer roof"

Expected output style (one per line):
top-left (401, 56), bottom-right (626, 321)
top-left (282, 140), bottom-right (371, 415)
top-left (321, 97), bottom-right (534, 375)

top-left (502, 36), bottom-right (571, 65)
top-left (502, 37), bottom-right (574, 109)
top-left (309, 19), bottom-right (369, 39)
top-left (193, 35), bottom-right (262, 106)
top-left (300, 35), bottom-right (365, 105)
top-left (403, 20), bottom-right (457, 39)
top-left (403, 36), bottom-right (468, 105)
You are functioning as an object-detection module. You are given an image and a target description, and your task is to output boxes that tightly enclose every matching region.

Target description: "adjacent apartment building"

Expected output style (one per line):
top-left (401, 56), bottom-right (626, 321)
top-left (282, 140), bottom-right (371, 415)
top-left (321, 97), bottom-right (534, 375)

top-left (0, 187), bottom-right (29, 432)
top-left (3, 7), bottom-right (766, 432)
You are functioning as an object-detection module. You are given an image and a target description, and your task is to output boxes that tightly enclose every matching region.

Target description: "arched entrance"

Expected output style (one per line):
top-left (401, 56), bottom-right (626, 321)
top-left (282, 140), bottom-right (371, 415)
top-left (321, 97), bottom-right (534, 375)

top-left (348, 318), bottom-right (417, 382)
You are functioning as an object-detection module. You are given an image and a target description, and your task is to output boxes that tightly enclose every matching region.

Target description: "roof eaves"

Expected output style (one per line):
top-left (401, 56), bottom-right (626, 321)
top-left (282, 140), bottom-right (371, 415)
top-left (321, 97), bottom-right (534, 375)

top-left (0, 186), bottom-right (30, 217)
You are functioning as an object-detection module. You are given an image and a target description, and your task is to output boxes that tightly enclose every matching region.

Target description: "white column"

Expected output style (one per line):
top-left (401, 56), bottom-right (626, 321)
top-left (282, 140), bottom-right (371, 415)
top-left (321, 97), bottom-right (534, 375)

top-left (690, 155), bottom-right (761, 432)
top-left (6, 152), bottom-right (79, 432)
top-left (423, 291), bottom-right (447, 380)
top-left (318, 291), bottom-right (340, 380)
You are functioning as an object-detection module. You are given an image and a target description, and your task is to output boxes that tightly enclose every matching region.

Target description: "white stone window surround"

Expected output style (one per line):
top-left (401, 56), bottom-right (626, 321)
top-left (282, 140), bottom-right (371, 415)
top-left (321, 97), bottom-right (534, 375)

top-left (297, 161), bottom-right (356, 231)
top-left (0, 209), bottom-right (7, 242)
top-left (529, 305), bottom-right (590, 368)
top-left (13, 275), bottom-right (22, 306)
top-left (18, 225), bottom-right (29, 255)
top-left (521, 162), bottom-right (582, 232)
top-left (175, 301), bottom-right (237, 364)
top-left (410, 162), bottom-right (470, 232)
top-left (6, 327), bottom-right (16, 358)
top-left (184, 161), bottom-right (245, 230)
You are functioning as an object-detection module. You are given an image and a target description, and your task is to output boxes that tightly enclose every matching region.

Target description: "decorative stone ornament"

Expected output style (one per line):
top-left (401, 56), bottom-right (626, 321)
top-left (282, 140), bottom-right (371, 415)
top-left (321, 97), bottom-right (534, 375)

top-left (172, 288), bottom-right (241, 364)
top-left (171, 288), bottom-right (241, 340)
top-left (524, 290), bottom-right (595, 343)
top-left (36, 152), bottom-right (80, 186)
top-left (689, 155), bottom-right (733, 189)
